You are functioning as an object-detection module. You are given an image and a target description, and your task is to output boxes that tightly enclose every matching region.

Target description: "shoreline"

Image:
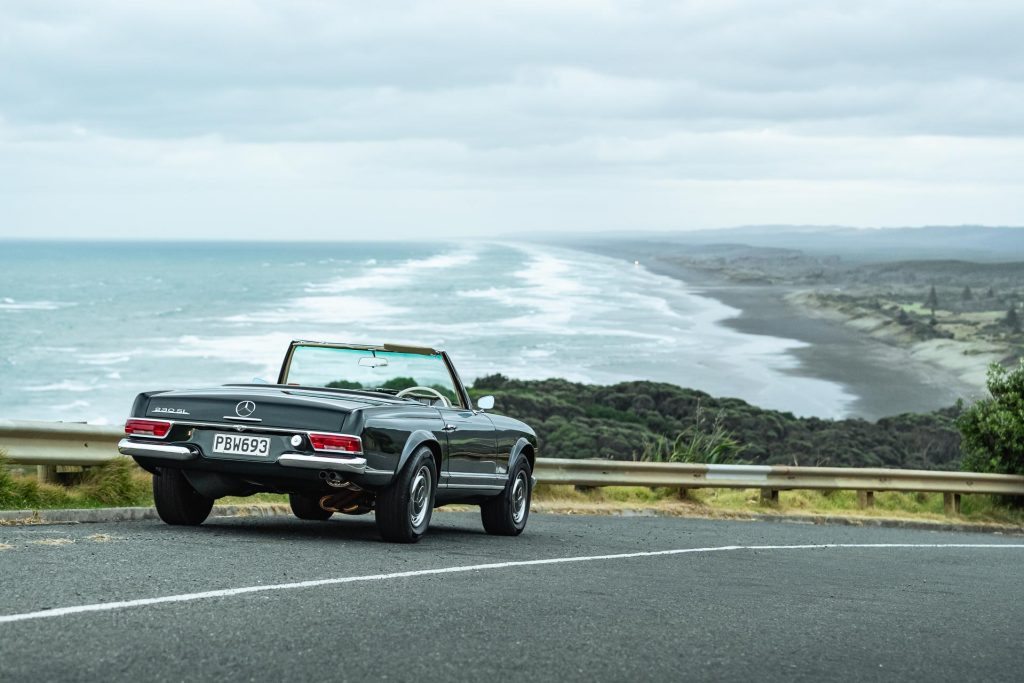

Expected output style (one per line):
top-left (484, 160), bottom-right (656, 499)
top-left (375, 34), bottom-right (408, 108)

top-left (575, 241), bottom-right (982, 420)
top-left (785, 291), bottom-right (1007, 391)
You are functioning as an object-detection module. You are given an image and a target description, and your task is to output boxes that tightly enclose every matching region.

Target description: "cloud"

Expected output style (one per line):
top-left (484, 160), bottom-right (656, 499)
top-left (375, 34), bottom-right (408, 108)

top-left (0, 0), bottom-right (1022, 238)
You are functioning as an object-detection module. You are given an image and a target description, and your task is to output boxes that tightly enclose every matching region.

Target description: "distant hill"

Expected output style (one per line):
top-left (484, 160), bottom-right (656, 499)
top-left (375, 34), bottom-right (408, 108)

top-left (555, 226), bottom-right (1024, 263)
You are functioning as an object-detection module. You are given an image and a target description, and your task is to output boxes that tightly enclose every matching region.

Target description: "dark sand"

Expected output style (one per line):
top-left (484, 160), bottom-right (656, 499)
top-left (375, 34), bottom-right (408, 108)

top-left (579, 241), bottom-right (979, 420)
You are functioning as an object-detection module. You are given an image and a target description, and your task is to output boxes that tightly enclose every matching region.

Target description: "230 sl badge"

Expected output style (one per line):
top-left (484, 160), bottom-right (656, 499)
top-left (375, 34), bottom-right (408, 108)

top-left (152, 407), bottom-right (190, 415)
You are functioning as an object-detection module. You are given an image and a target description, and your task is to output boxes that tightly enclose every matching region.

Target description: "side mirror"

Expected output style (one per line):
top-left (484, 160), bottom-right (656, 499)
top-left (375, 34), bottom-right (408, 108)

top-left (476, 395), bottom-right (495, 411)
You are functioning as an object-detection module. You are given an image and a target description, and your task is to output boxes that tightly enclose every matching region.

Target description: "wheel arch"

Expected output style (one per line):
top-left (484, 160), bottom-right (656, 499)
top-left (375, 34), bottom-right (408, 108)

top-left (508, 437), bottom-right (535, 473)
top-left (398, 429), bottom-right (443, 476)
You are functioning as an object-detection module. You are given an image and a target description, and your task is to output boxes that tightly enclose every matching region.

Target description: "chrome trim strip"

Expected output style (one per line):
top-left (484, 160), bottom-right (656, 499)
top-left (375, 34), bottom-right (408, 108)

top-left (140, 418), bottom-right (356, 440)
top-left (438, 483), bottom-right (505, 490)
top-left (118, 438), bottom-right (195, 460)
top-left (277, 453), bottom-right (367, 474)
top-left (222, 416), bottom-right (263, 423)
top-left (446, 471), bottom-right (507, 480)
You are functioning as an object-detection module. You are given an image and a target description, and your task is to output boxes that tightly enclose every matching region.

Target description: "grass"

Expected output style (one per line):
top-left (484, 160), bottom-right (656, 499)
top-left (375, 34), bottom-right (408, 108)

top-left (532, 484), bottom-right (1024, 527)
top-left (2, 454), bottom-right (1022, 528)
top-left (0, 455), bottom-right (151, 510)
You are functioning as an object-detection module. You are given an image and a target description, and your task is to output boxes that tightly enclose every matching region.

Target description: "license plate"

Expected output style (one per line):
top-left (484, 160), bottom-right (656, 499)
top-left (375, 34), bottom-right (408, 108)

top-left (212, 433), bottom-right (271, 457)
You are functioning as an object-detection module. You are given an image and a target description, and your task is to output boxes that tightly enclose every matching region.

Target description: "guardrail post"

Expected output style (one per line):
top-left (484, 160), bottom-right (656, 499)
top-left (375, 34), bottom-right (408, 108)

top-left (760, 488), bottom-right (779, 504)
top-left (857, 491), bottom-right (875, 508)
top-left (943, 492), bottom-right (962, 515)
top-left (37, 465), bottom-right (59, 485)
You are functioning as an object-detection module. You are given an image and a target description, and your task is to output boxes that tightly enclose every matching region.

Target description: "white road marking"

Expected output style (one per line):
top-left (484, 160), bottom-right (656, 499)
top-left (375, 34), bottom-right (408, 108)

top-left (1, 543), bottom-right (1022, 625)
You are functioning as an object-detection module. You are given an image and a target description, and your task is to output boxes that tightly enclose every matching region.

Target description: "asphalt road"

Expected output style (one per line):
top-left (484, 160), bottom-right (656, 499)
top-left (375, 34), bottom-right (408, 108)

top-left (1, 512), bottom-right (1022, 682)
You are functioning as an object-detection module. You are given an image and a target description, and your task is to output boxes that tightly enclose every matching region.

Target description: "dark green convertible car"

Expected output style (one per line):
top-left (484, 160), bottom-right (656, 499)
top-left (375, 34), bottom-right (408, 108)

top-left (118, 341), bottom-right (537, 542)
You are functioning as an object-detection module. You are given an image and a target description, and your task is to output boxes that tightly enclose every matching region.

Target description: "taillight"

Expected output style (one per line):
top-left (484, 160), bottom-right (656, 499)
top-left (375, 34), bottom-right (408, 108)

top-left (125, 419), bottom-right (172, 438)
top-left (308, 433), bottom-right (362, 455)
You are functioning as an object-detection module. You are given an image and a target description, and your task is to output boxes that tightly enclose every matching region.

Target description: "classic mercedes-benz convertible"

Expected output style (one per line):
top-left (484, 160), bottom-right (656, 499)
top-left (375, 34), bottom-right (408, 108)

top-left (118, 341), bottom-right (537, 542)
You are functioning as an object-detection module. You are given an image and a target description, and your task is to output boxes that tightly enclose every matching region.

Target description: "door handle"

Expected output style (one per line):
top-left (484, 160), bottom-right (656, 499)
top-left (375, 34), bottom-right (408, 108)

top-left (442, 424), bottom-right (458, 432)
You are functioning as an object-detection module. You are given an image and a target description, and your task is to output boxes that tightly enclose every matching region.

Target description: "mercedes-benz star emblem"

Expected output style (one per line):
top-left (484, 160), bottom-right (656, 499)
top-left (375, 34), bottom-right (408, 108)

top-left (235, 401), bottom-right (256, 418)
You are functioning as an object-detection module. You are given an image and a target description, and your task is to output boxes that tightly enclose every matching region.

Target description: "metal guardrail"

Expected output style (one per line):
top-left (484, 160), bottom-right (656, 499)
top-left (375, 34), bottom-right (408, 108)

top-left (3, 420), bottom-right (1024, 513)
top-left (533, 458), bottom-right (1024, 496)
top-left (0, 420), bottom-right (123, 466)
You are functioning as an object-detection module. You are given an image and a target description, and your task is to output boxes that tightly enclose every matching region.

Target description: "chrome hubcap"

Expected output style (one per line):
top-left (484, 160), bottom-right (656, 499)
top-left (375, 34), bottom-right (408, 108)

top-left (512, 472), bottom-right (528, 524)
top-left (410, 466), bottom-right (431, 528)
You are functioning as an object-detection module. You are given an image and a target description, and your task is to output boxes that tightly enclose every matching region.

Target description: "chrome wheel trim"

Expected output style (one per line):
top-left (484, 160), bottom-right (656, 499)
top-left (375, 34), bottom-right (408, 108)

top-left (409, 465), bottom-right (432, 529)
top-left (511, 471), bottom-right (528, 525)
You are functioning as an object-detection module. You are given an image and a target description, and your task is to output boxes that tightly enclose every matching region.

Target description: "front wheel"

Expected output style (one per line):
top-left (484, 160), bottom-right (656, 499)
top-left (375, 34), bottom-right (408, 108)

top-left (481, 458), bottom-right (531, 536)
top-left (375, 447), bottom-right (437, 543)
top-left (153, 468), bottom-right (213, 526)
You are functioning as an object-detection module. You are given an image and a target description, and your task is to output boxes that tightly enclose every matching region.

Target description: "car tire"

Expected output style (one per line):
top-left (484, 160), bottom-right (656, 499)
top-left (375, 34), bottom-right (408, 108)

top-left (153, 468), bottom-right (214, 526)
top-left (375, 446), bottom-right (437, 543)
top-left (481, 457), bottom-right (531, 536)
top-left (289, 493), bottom-right (333, 521)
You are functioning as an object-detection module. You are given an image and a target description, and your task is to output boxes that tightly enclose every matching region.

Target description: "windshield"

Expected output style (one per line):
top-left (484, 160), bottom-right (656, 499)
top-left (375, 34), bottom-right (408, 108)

top-left (283, 346), bottom-right (462, 406)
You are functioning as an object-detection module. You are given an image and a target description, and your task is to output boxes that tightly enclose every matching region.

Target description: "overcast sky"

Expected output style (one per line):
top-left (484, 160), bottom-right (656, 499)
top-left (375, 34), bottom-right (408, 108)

top-left (1, 0), bottom-right (1022, 240)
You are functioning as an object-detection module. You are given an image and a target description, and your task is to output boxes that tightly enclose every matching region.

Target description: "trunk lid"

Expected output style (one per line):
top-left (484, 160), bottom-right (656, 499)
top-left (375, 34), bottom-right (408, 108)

top-left (142, 385), bottom-right (395, 432)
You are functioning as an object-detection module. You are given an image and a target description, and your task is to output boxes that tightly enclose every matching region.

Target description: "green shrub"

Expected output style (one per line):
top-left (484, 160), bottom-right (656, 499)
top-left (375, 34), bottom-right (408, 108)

top-left (959, 361), bottom-right (1024, 476)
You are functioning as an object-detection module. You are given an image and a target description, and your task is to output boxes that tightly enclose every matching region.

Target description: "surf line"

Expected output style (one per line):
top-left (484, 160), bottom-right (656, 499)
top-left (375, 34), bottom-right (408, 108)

top-left (2, 543), bottom-right (1022, 624)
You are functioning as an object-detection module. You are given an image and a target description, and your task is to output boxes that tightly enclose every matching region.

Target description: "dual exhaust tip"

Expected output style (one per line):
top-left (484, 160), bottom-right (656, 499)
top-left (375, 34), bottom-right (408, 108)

top-left (319, 470), bottom-right (346, 487)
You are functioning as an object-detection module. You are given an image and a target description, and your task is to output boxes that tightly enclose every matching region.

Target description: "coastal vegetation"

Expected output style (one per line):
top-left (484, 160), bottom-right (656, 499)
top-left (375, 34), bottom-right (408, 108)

top-left (470, 375), bottom-right (963, 469)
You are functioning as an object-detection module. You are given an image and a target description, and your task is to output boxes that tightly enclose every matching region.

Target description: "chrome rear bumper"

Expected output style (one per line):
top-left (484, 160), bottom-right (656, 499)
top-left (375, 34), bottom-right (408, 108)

top-left (118, 438), bottom-right (195, 460)
top-left (119, 439), bottom-right (367, 474)
top-left (277, 453), bottom-right (367, 474)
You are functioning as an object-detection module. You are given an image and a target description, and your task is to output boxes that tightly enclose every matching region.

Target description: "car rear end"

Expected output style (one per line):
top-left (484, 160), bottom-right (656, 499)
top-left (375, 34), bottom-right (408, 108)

top-left (118, 387), bottom-right (393, 495)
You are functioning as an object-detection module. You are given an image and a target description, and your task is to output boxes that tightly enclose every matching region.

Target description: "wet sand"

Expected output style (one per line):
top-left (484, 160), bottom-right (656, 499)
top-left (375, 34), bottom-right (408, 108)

top-left (580, 241), bottom-right (979, 419)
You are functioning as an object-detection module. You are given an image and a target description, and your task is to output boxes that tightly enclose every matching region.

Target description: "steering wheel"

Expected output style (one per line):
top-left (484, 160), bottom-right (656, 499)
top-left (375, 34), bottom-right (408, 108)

top-left (396, 386), bottom-right (452, 407)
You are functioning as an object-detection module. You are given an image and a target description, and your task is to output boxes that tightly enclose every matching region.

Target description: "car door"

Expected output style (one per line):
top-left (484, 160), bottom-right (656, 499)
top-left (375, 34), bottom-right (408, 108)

top-left (437, 405), bottom-right (501, 490)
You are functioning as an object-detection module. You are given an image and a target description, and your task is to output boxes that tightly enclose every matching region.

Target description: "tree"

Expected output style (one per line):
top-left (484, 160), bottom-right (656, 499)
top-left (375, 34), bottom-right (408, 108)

top-left (987, 287), bottom-right (996, 298)
top-left (962, 286), bottom-right (973, 302)
top-left (1006, 305), bottom-right (1021, 333)
top-left (925, 285), bottom-right (939, 316)
top-left (959, 361), bottom-right (1024, 478)
top-left (897, 308), bottom-right (910, 325)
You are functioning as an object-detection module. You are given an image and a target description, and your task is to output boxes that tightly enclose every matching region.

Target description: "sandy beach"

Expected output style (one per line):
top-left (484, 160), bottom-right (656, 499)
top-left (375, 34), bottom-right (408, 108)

top-left (579, 241), bottom-right (984, 420)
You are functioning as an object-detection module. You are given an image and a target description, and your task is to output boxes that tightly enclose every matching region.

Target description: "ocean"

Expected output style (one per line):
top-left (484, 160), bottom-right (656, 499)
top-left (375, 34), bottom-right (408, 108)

top-left (0, 241), bottom-right (853, 424)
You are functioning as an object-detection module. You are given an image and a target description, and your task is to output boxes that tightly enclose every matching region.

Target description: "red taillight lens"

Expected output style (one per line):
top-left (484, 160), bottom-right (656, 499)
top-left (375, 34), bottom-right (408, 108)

top-left (125, 419), bottom-right (172, 438)
top-left (308, 433), bottom-right (362, 454)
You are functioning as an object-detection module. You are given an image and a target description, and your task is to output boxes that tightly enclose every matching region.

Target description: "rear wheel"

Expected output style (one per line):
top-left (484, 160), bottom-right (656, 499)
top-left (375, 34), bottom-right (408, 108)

top-left (481, 457), bottom-right (531, 536)
top-left (375, 447), bottom-right (437, 543)
top-left (153, 468), bottom-right (214, 526)
top-left (289, 493), bottom-right (333, 521)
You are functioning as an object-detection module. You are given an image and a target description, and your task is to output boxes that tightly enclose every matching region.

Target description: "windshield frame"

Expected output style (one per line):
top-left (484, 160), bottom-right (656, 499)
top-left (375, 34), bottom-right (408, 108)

top-left (277, 341), bottom-right (470, 408)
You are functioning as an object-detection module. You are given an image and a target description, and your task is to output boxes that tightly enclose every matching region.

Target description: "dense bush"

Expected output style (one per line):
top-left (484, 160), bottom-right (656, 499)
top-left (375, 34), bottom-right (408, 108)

top-left (959, 361), bottom-right (1024, 476)
top-left (471, 375), bottom-right (964, 469)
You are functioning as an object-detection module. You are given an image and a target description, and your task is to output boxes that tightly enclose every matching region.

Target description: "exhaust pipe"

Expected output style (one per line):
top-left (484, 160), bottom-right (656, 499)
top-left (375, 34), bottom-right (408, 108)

top-left (319, 490), bottom-right (373, 515)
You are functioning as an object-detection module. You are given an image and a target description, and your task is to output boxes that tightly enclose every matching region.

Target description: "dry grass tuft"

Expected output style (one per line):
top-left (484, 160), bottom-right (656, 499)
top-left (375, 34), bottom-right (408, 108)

top-left (30, 538), bottom-right (74, 546)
